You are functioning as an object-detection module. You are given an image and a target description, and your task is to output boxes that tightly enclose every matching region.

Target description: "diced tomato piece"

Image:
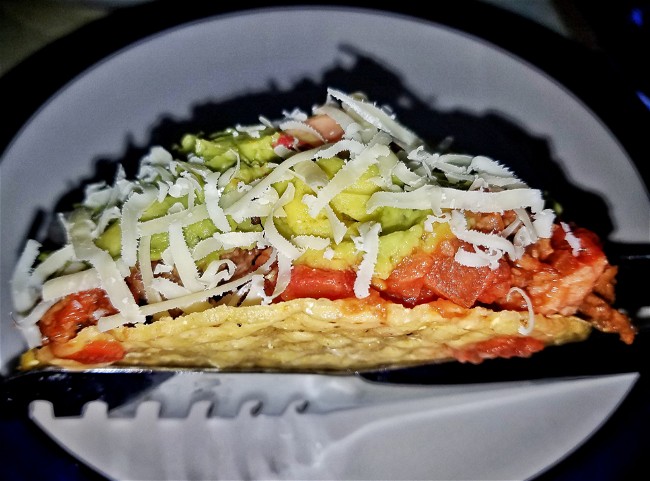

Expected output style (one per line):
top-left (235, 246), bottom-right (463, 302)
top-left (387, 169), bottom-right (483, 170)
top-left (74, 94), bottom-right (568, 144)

top-left (305, 114), bottom-right (345, 142)
top-left (40, 289), bottom-right (118, 344)
top-left (551, 224), bottom-right (604, 265)
top-left (452, 336), bottom-right (545, 364)
top-left (549, 227), bottom-right (605, 266)
top-left (422, 246), bottom-right (507, 308)
top-left (382, 252), bottom-right (436, 306)
top-left (476, 260), bottom-right (512, 305)
top-left (273, 134), bottom-right (296, 149)
top-left (379, 246), bottom-right (513, 308)
top-left (61, 340), bottom-right (126, 364)
top-left (279, 265), bottom-right (356, 301)
top-left (273, 132), bottom-right (315, 150)
top-left (39, 288), bottom-right (125, 365)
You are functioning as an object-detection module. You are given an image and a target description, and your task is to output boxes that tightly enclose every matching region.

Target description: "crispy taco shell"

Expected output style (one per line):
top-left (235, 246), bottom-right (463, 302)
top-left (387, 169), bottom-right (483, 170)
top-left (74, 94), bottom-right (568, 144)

top-left (21, 296), bottom-right (591, 372)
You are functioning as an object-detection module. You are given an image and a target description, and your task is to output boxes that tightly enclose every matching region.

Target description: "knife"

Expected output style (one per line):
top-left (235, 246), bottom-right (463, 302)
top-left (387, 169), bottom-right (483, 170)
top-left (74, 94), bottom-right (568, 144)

top-left (26, 372), bottom-right (639, 481)
top-left (2, 241), bottom-right (647, 418)
top-left (1, 328), bottom-right (644, 419)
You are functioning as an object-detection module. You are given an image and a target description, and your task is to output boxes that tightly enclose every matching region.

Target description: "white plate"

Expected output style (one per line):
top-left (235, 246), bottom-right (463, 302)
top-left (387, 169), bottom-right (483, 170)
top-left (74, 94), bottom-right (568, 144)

top-left (28, 372), bottom-right (639, 481)
top-left (1, 6), bottom-right (647, 480)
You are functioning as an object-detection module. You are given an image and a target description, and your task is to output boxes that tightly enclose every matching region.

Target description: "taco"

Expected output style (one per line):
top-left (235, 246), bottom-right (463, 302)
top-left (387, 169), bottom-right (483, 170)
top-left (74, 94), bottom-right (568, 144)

top-left (11, 88), bottom-right (636, 371)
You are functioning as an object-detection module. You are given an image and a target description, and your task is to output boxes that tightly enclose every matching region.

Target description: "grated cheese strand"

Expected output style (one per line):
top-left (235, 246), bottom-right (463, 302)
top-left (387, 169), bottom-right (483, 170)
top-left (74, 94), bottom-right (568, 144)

top-left (561, 222), bottom-right (583, 256)
top-left (137, 235), bottom-right (161, 303)
top-left (151, 277), bottom-right (191, 299)
top-left (168, 221), bottom-right (204, 292)
top-left (139, 203), bottom-right (209, 237)
top-left (30, 244), bottom-right (75, 286)
top-left (224, 147), bottom-right (323, 219)
top-left (41, 268), bottom-right (102, 301)
top-left (328, 88), bottom-right (420, 149)
top-left (449, 210), bottom-right (520, 265)
top-left (120, 188), bottom-right (158, 267)
top-left (204, 172), bottom-right (231, 232)
top-left (508, 287), bottom-right (536, 335)
top-left (307, 143), bottom-right (389, 217)
top-left (11, 239), bottom-right (41, 313)
top-left (269, 252), bottom-right (293, 300)
top-left (323, 204), bottom-right (348, 244)
top-left (263, 182), bottom-right (302, 260)
top-left (14, 299), bottom-right (57, 347)
top-left (439, 187), bottom-right (545, 213)
top-left (366, 185), bottom-right (441, 213)
top-left (353, 222), bottom-right (382, 298)
top-left (68, 210), bottom-right (145, 325)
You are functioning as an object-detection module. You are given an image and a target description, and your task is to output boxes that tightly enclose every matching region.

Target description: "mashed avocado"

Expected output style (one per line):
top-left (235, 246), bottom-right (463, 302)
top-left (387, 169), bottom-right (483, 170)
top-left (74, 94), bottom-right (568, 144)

top-left (180, 128), bottom-right (281, 171)
top-left (294, 220), bottom-right (452, 279)
top-left (95, 127), bottom-right (449, 278)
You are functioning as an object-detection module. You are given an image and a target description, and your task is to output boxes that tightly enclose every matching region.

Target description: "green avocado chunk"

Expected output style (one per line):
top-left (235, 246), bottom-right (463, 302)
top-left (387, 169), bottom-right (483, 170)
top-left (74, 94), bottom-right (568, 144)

top-left (95, 129), bottom-right (449, 281)
top-left (95, 129), bottom-right (280, 259)
top-left (179, 129), bottom-right (281, 172)
top-left (274, 156), bottom-right (446, 277)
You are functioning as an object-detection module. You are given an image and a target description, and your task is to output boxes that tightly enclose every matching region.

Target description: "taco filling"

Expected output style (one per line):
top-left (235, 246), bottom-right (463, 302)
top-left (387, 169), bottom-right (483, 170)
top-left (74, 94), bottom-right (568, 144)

top-left (11, 89), bottom-right (636, 370)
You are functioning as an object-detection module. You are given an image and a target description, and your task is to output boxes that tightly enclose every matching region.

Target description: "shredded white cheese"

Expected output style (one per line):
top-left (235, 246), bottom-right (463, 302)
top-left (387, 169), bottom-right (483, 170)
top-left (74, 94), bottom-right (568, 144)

top-left (224, 147), bottom-right (322, 220)
top-left (68, 210), bottom-right (145, 325)
top-left (269, 252), bottom-right (293, 301)
top-left (151, 277), bottom-right (191, 299)
top-left (279, 120), bottom-right (325, 144)
top-left (450, 210), bottom-right (521, 266)
top-left (328, 88), bottom-right (420, 149)
top-left (263, 183), bottom-right (302, 260)
top-left (440, 187), bottom-right (545, 214)
top-left (293, 235), bottom-right (331, 251)
top-left (323, 204), bottom-right (348, 244)
top-left (14, 298), bottom-right (56, 347)
top-left (137, 235), bottom-right (161, 303)
top-left (41, 268), bottom-right (102, 301)
top-left (120, 188), bottom-right (157, 267)
top-left (561, 222), bottom-right (582, 256)
top-left (14, 89), bottom-right (566, 339)
top-left (508, 287), bottom-right (536, 335)
top-left (353, 222), bottom-right (382, 298)
top-left (204, 172), bottom-right (231, 232)
top-left (30, 244), bottom-right (75, 286)
top-left (11, 240), bottom-right (42, 313)
top-left (367, 186), bottom-right (443, 214)
top-left (307, 143), bottom-right (389, 217)
top-left (139, 203), bottom-right (209, 236)
top-left (168, 221), bottom-right (204, 292)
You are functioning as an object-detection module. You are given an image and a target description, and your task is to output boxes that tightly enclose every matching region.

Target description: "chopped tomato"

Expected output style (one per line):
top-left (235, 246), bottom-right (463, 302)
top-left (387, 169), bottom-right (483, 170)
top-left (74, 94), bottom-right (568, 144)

top-left (39, 289), bottom-right (125, 365)
top-left (59, 340), bottom-right (126, 364)
top-left (379, 244), bottom-right (514, 308)
top-left (476, 260), bottom-right (512, 305)
top-left (279, 265), bottom-right (356, 301)
top-left (382, 252), bottom-right (436, 306)
top-left (548, 224), bottom-right (606, 278)
top-left (422, 239), bottom-right (516, 308)
top-left (452, 336), bottom-right (545, 364)
top-left (39, 289), bottom-right (118, 344)
top-left (273, 133), bottom-right (298, 150)
top-left (305, 114), bottom-right (345, 142)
